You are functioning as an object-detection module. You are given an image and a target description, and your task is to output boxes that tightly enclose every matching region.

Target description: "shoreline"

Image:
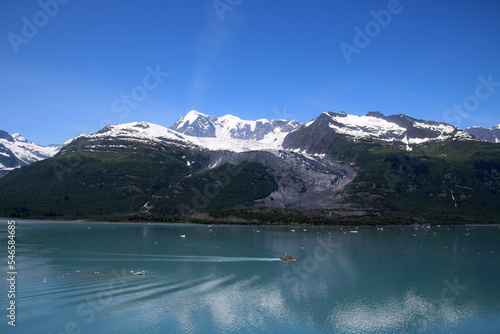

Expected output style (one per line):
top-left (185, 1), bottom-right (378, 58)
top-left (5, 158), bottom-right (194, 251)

top-left (3, 217), bottom-right (500, 228)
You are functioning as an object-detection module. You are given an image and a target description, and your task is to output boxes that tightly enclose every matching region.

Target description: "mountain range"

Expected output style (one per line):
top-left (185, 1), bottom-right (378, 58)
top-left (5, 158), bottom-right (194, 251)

top-left (1, 110), bottom-right (499, 224)
top-left (2, 110), bottom-right (490, 177)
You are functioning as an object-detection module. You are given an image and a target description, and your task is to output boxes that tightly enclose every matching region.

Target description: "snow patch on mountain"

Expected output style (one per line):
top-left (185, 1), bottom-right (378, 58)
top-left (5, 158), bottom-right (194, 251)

top-left (89, 122), bottom-right (188, 143)
top-left (326, 112), bottom-right (405, 140)
top-left (7, 133), bottom-right (59, 163)
top-left (323, 111), bottom-right (472, 146)
top-left (0, 128), bottom-right (86, 177)
top-left (85, 120), bottom-right (293, 153)
top-left (0, 130), bottom-right (69, 177)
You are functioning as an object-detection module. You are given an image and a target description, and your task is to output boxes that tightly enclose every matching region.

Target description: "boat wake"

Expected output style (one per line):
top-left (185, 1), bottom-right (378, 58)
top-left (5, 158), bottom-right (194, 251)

top-left (65, 255), bottom-right (282, 263)
top-left (161, 256), bottom-right (282, 263)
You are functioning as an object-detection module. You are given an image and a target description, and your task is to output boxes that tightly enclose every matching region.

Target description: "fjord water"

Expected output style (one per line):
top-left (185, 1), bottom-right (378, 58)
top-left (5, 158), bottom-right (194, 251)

top-left (1, 222), bottom-right (499, 333)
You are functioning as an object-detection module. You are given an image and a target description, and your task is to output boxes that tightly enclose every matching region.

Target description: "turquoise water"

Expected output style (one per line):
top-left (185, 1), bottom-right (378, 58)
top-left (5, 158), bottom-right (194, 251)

top-left (1, 221), bottom-right (499, 333)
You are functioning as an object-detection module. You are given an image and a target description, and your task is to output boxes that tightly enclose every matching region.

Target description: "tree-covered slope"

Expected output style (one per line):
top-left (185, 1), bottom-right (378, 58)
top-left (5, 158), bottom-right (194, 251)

top-left (346, 140), bottom-right (500, 223)
top-left (0, 145), bottom-right (197, 218)
top-left (0, 139), bottom-right (278, 220)
top-left (149, 161), bottom-right (278, 216)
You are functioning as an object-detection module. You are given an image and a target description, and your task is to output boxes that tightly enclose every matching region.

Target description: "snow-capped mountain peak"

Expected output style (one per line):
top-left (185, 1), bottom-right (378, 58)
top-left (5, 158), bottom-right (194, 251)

top-left (2, 109), bottom-right (489, 179)
top-left (79, 118), bottom-right (299, 153)
top-left (0, 130), bottom-right (64, 177)
top-left (218, 114), bottom-right (245, 124)
top-left (170, 110), bottom-right (301, 142)
top-left (85, 110), bottom-right (478, 158)
top-left (12, 133), bottom-right (31, 143)
top-left (284, 111), bottom-right (476, 154)
top-left (170, 110), bottom-right (217, 137)
top-left (89, 121), bottom-right (187, 143)
top-left (177, 110), bottom-right (211, 128)
top-left (323, 111), bottom-right (473, 145)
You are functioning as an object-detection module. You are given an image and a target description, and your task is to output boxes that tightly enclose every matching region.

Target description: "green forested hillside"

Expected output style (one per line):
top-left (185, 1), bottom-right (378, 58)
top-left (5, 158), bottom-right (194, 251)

top-left (0, 142), bottom-right (278, 220)
top-left (149, 161), bottom-right (278, 216)
top-left (0, 146), bottom-right (197, 218)
top-left (284, 118), bottom-right (500, 223)
top-left (346, 140), bottom-right (500, 223)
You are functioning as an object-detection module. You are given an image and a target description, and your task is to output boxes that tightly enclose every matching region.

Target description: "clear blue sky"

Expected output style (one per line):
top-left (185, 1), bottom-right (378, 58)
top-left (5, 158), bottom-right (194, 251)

top-left (1, 0), bottom-right (499, 145)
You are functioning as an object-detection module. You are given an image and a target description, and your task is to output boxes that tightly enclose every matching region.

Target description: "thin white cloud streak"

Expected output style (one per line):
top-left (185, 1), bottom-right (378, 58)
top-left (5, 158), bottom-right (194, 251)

top-left (187, 2), bottom-right (244, 109)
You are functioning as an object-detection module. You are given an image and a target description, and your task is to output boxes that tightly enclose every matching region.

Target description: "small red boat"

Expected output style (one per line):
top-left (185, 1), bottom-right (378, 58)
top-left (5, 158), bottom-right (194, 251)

top-left (280, 253), bottom-right (296, 261)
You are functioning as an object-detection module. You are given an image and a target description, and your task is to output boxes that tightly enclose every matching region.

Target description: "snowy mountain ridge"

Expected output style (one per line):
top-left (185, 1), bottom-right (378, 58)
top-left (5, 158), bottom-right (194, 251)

top-left (0, 130), bottom-right (84, 177)
top-left (84, 119), bottom-right (292, 153)
top-left (0, 130), bottom-right (58, 177)
top-left (0, 109), bottom-right (490, 177)
top-left (75, 110), bottom-right (477, 171)
top-left (291, 111), bottom-right (474, 151)
top-left (170, 110), bottom-right (301, 141)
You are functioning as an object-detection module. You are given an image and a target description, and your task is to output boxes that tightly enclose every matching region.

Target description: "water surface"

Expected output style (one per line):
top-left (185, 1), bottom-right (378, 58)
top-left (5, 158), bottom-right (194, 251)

top-left (1, 221), bottom-right (499, 333)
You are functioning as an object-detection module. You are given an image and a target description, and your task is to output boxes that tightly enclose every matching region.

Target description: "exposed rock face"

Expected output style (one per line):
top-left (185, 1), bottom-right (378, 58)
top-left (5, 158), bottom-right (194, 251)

top-left (200, 149), bottom-right (355, 209)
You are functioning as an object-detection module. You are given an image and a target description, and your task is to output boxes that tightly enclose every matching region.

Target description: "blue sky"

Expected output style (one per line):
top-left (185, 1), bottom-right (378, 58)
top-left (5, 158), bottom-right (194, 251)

top-left (1, 0), bottom-right (499, 145)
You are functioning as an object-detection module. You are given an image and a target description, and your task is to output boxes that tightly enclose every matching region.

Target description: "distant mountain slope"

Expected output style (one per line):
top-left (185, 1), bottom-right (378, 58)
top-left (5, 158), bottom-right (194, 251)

top-left (465, 125), bottom-right (500, 143)
top-left (0, 130), bottom-right (62, 178)
top-left (0, 129), bottom-right (83, 178)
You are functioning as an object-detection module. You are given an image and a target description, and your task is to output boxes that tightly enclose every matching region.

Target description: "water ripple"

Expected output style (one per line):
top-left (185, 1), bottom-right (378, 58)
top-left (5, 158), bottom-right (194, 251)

top-left (327, 289), bottom-right (480, 333)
